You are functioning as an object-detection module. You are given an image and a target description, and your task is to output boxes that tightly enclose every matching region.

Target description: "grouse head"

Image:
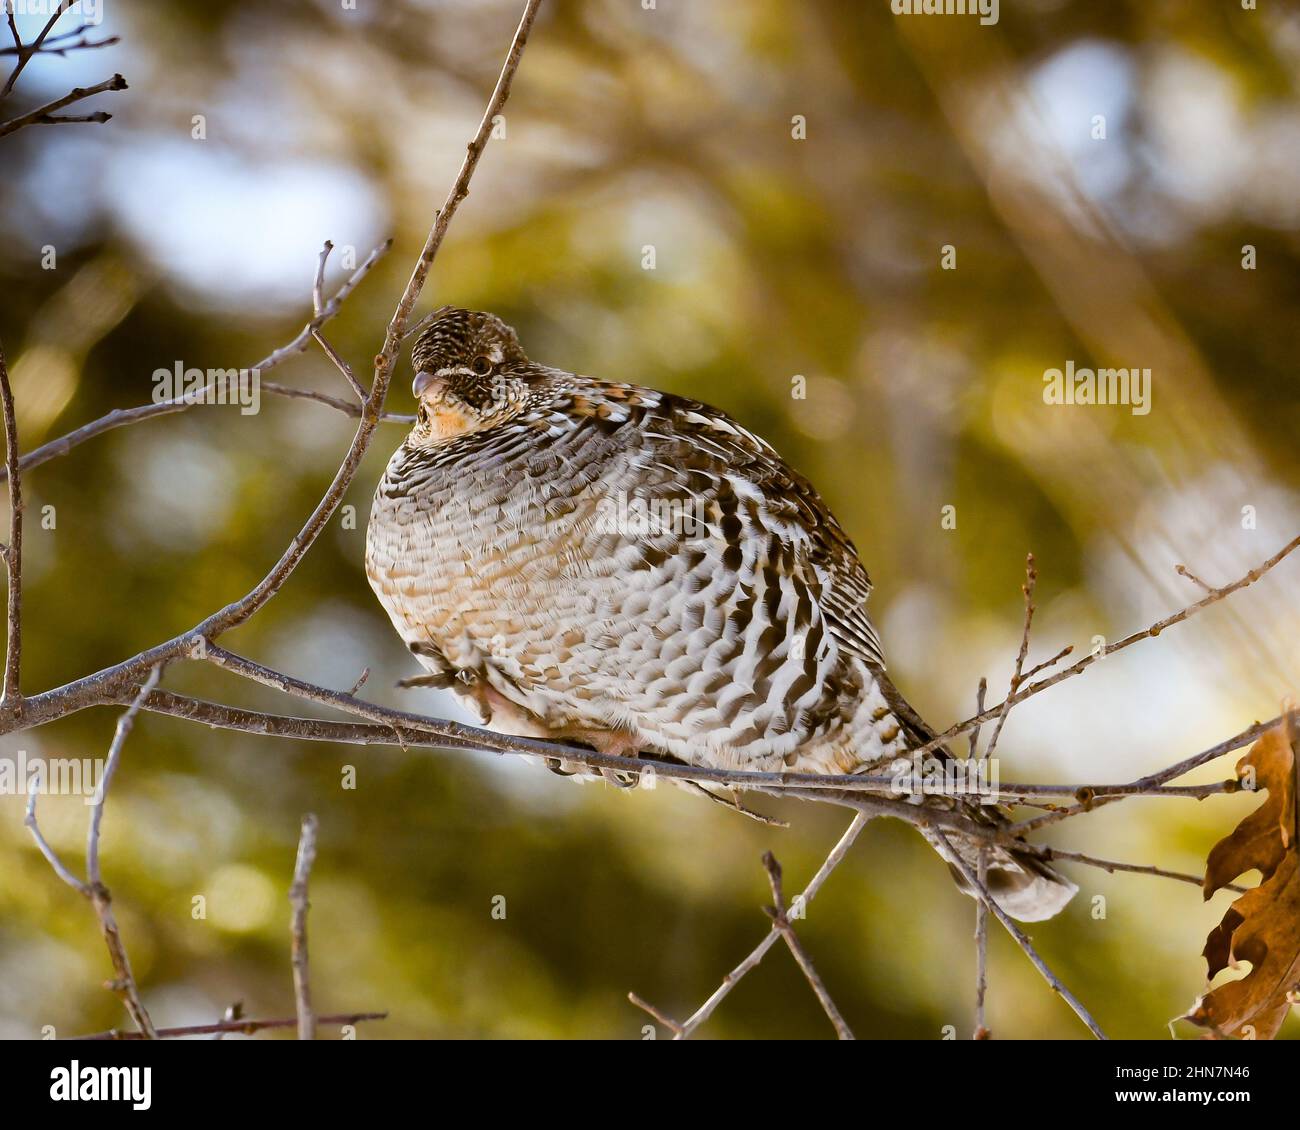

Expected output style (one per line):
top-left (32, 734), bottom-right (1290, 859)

top-left (408, 307), bottom-right (532, 441)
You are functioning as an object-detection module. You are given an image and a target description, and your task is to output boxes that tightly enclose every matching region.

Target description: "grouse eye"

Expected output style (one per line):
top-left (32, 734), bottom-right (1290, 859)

top-left (471, 355), bottom-right (492, 376)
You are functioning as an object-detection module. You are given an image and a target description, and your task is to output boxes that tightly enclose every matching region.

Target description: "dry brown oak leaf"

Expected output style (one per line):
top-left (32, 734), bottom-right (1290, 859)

top-left (1187, 714), bottom-right (1299, 1039)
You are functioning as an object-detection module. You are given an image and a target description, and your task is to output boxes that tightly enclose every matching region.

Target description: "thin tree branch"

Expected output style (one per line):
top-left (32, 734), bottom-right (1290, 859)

top-left (1, 0), bottom-right (72, 95)
top-left (0, 335), bottom-right (21, 710)
top-left (1011, 713), bottom-right (1291, 835)
top-left (902, 532), bottom-right (1300, 764)
top-left (1137, 715), bottom-right (1284, 789)
top-left (932, 827), bottom-right (1106, 1039)
top-left (38, 111), bottom-right (113, 126)
top-left (0, 72), bottom-right (125, 138)
top-left (114, 647), bottom-right (1241, 806)
top-left (312, 240), bottom-right (332, 318)
top-left (4, 4), bottom-right (20, 55)
top-left (34, 650), bottom-right (1267, 819)
top-left (26, 666), bottom-right (161, 1039)
top-left (626, 993), bottom-right (684, 1037)
top-left (1038, 847), bottom-right (1248, 894)
top-left (6, 533), bottom-right (1291, 833)
top-left (974, 847), bottom-right (989, 1039)
top-left (375, 0), bottom-right (544, 387)
top-left (290, 813), bottom-right (319, 1040)
top-left (74, 1011), bottom-right (387, 1041)
top-left (1021, 644), bottom-right (1073, 683)
top-left (53, 647), bottom-right (1268, 1055)
top-left (1175, 563), bottom-right (1213, 593)
top-left (24, 781), bottom-right (88, 895)
top-left (761, 850), bottom-right (854, 1039)
top-left (262, 381), bottom-right (412, 422)
top-left (86, 665), bottom-right (159, 884)
top-left (0, 237), bottom-right (397, 488)
top-left (984, 553), bottom-right (1036, 760)
top-left (311, 329), bottom-right (367, 402)
top-left (84, 664), bottom-right (160, 1039)
top-left (968, 676), bottom-right (986, 759)
top-left (0, 25), bottom-right (118, 58)
top-left (937, 835), bottom-right (1105, 1041)
top-left (633, 813), bottom-right (869, 1040)
top-left (311, 240), bottom-right (367, 402)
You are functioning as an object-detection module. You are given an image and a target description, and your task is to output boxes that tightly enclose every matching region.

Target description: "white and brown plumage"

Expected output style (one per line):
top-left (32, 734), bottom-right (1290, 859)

top-left (366, 308), bottom-right (1075, 921)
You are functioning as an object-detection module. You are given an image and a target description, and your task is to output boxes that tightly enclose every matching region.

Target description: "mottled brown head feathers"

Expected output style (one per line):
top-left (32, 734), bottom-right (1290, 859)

top-left (408, 308), bottom-right (533, 441)
top-left (410, 308), bottom-right (528, 384)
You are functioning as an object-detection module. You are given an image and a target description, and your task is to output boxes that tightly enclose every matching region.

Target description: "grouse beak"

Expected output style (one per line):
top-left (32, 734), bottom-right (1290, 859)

top-left (412, 371), bottom-right (447, 401)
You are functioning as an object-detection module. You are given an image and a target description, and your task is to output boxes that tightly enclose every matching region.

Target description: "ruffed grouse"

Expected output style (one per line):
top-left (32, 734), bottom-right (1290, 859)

top-left (366, 308), bottom-right (1075, 921)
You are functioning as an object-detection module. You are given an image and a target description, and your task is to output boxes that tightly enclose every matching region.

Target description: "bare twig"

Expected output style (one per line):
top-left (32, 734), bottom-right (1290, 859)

top-left (1038, 847), bottom-right (1248, 893)
top-left (903, 532), bottom-right (1300, 765)
top-left (372, 0), bottom-right (544, 374)
top-left (74, 1011), bottom-right (387, 1041)
top-left (6, 519), bottom-right (1292, 840)
top-left (4, 4), bottom-right (20, 55)
top-left (0, 238), bottom-right (397, 488)
top-left (932, 827), bottom-right (1106, 1040)
top-left (26, 666), bottom-right (161, 1038)
top-left (761, 850), bottom-right (854, 1039)
top-left (1139, 715), bottom-right (1285, 788)
top-left (0, 72), bottom-right (125, 138)
top-left (0, 335), bottom-right (21, 709)
top-left (310, 240), bottom-right (367, 402)
top-left (968, 676), bottom-right (986, 759)
top-left (0, 25), bottom-right (118, 57)
top-left (86, 665), bottom-right (159, 884)
top-left (1175, 563), bottom-right (1213, 593)
top-left (627, 993), bottom-right (685, 1037)
top-left (1021, 644), bottom-right (1073, 682)
top-left (401, 305), bottom-right (451, 343)
top-left (1011, 712), bottom-right (1291, 836)
top-left (634, 813), bottom-right (869, 1039)
top-left (985, 554), bottom-right (1036, 760)
top-left (24, 780), bottom-right (88, 894)
top-left (84, 884), bottom-right (155, 1039)
top-left (1, 0), bottom-right (73, 95)
top-left (312, 241), bottom-right (332, 317)
top-left (261, 381), bottom-right (412, 422)
top-left (85, 665), bottom-right (160, 1039)
top-left (311, 329), bottom-right (367, 402)
top-left (290, 814), bottom-right (319, 1040)
top-left (974, 847), bottom-right (989, 1039)
top-left (29, 110), bottom-right (109, 125)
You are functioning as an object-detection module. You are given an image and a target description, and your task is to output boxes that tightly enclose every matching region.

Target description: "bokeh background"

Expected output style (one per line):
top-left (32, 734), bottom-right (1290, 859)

top-left (0, 0), bottom-right (1297, 1040)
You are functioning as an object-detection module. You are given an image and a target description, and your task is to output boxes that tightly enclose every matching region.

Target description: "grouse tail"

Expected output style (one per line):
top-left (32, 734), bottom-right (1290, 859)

top-left (868, 667), bottom-right (1077, 923)
top-left (919, 824), bottom-right (1077, 923)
